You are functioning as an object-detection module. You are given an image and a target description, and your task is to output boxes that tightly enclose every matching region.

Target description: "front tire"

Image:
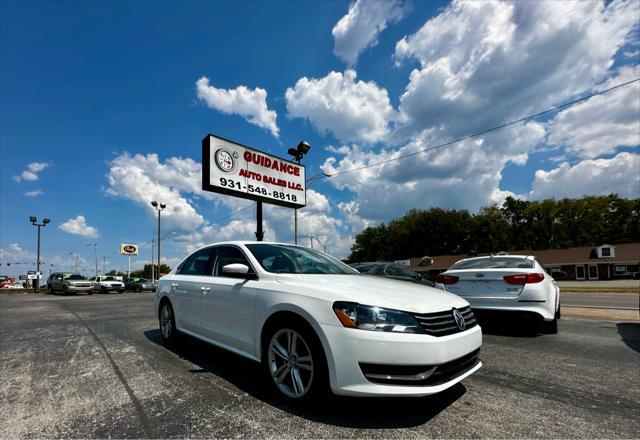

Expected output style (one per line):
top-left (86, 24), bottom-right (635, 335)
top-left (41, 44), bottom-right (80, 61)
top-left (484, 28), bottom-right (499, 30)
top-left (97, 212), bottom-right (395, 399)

top-left (263, 324), bottom-right (328, 401)
top-left (159, 302), bottom-right (177, 344)
top-left (47, 285), bottom-right (53, 295)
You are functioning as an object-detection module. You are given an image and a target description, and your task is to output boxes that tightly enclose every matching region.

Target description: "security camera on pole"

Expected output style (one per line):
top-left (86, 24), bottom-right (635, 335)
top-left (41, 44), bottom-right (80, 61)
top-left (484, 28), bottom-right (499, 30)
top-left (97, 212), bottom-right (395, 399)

top-left (287, 141), bottom-right (311, 245)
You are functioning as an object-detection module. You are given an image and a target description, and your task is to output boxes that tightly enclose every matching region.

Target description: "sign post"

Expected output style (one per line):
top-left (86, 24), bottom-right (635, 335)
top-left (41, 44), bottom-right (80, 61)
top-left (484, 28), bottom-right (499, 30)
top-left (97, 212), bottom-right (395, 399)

top-left (120, 244), bottom-right (139, 278)
top-left (202, 134), bottom-right (306, 241)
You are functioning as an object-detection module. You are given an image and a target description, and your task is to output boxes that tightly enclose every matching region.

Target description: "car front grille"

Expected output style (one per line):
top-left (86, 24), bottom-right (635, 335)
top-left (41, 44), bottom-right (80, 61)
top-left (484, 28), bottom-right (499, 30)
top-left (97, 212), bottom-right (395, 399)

top-left (413, 306), bottom-right (477, 336)
top-left (359, 349), bottom-right (481, 386)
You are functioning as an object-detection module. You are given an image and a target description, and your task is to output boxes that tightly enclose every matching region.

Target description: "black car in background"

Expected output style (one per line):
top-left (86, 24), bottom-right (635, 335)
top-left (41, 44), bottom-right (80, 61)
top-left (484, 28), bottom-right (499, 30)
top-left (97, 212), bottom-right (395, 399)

top-left (352, 262), bottom-right (435, 287)
top-left (124, 278), bottom-right (155, 292)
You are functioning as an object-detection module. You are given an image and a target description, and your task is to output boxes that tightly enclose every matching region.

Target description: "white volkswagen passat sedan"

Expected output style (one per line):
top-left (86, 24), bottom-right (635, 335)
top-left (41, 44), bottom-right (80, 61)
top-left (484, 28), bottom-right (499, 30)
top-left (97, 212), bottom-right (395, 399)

top-left (155, 242), bottom-right (482, 401)
top-left (434, 255), bottom-right (560, 333)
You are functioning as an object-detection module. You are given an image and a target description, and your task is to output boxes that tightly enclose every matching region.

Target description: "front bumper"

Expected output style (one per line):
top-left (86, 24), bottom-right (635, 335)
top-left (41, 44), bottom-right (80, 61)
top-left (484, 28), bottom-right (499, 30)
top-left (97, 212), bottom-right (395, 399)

top-left (320, 324), bottom-right (482, 397)
top-left (67, 285), bottom-right (92, 292)
top-left (97, 285), bottom-right (124, 291)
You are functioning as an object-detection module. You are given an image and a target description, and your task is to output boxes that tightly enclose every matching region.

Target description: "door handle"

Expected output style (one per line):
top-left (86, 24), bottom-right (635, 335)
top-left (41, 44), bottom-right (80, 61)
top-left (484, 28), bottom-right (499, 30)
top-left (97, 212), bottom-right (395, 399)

top-left (201, 286), bottom-right (210, 294)
top-left (171, 283), bottom-right (179, 288)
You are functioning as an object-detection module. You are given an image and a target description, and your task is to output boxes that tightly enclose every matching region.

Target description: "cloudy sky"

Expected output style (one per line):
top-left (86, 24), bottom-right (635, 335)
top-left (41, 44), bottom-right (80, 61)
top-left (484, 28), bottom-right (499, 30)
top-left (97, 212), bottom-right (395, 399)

top-left (1, 0), bottom-right (639, 277)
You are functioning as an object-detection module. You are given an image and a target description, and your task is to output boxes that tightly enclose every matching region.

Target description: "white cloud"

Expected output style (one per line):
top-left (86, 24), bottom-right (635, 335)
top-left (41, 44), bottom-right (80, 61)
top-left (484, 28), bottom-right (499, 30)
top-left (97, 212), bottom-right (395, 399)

top-left (106, 152), bottom-right (207, 233)
top-left (24, 190), bottom-right (44, 197)
top-left (59, 215), bottom-right (100, 238)
top-left (393, 0), bottom-right (639, 139)
top-left (196, 76), bottom-right (279, 138)
top-left (312, 0), bottom-right (638, 231)
top-left (12, 162), bottom-right (50, 182)
top-left (332, 0), bottom-right (407, 66)
top-left (547, 66), bottom-right (640, 158)
top-left (285, 70), bottom-right (395, 143)
top-left (322, 123), bottom-right (546, 220)
top-left (527, 152), bottom-right (640, 200)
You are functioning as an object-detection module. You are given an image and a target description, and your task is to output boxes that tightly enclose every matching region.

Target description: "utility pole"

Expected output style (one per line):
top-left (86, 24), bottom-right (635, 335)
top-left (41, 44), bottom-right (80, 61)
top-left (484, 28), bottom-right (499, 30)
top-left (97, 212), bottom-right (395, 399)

top-left (309, 234), bottom-right (314, 249)
top-left (86, 243), bottom-right (98, 276)
top-left (102, 256), bottom-right (106, 274)
top-left (69, 252), bottom-right (79, 273)
top-left (29, 217), bottom-right (51, 291)
top-left (151, 239), bottom-right (155, 284)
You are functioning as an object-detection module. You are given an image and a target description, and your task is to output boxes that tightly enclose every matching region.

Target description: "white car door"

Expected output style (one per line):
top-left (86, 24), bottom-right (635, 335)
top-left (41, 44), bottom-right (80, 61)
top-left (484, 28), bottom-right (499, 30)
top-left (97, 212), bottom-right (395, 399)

top-left (171, 247), bottom-right (215, 334)
top-left (200, 245), bottom-right (258, 356)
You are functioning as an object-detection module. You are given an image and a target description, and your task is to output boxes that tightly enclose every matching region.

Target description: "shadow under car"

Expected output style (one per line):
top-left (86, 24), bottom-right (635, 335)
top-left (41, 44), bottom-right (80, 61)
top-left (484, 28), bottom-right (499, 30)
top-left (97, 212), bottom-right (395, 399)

top-left (143, 328), bottom-right (467, 429)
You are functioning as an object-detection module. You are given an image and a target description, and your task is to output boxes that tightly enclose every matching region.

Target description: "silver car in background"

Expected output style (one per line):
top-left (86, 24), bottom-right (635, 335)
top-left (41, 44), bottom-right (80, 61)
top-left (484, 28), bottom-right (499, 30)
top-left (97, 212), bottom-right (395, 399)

top-left (434, 255), bottom-right (560, 333)
top-left (47, 273), bottom-right (93, 295)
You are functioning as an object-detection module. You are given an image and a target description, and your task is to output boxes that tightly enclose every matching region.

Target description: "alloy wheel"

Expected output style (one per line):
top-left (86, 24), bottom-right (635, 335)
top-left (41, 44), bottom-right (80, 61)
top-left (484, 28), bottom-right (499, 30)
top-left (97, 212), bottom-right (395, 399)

top-left (267, 329), bottom-right (314, 399)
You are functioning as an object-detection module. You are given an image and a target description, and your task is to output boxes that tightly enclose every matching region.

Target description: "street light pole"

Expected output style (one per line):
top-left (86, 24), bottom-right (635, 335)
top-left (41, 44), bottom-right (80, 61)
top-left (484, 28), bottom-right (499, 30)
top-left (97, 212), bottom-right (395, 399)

top-left (29, 216), bottom-right (50, 291)
top-left (151, 201), bottom-right (166, 277)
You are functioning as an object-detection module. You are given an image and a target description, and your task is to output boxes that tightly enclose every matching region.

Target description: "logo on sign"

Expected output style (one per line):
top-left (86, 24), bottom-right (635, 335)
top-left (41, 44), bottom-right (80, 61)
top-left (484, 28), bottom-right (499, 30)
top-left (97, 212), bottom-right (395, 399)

top-left (123, 245), bottom-right (136, 254)
top-left (452, 308), bottom-right (466, 331)
top-left (215, 148), bottom-right (238, 173)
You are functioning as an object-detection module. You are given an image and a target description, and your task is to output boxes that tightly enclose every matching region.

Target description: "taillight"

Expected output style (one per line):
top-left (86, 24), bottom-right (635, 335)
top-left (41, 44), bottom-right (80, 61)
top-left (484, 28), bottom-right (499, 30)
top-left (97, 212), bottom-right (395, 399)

top-left (436, 274), bottom-right (459, 284)
top-left (503, 273), bottom-right (545, 285)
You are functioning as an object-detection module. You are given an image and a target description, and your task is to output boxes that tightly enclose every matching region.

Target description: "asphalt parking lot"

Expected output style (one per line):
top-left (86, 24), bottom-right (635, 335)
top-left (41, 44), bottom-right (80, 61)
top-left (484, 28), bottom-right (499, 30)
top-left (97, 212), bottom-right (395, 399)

top-left (1, 293), bottom-right (639, 438)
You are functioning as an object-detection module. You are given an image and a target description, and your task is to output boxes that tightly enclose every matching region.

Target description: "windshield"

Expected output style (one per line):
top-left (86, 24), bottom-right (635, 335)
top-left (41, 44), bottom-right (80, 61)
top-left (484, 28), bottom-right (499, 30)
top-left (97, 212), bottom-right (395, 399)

top-left (246, 244), bottom-right (357, 274)
top-left (450, 257), bottom-right (534, 270)
top-left (64, 274), bottom-right (86, 280)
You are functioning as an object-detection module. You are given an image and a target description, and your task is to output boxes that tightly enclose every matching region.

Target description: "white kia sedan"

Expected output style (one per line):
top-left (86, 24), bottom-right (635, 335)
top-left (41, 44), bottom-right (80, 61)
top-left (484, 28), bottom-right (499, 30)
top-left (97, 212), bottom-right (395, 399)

top-left (155, 242), bottom-right (482, 401)
top-left (435, 255), bottom-right (560, 333)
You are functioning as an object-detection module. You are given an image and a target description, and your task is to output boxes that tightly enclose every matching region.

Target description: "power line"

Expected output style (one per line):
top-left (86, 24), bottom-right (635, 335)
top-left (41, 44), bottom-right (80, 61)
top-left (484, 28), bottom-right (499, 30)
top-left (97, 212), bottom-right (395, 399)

top-left (325, 77), bottom-right (640, 177)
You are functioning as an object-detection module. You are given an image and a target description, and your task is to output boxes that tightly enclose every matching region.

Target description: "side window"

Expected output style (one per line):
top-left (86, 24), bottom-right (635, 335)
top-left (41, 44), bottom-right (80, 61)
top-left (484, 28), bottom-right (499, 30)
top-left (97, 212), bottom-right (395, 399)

top-left (214, 246), bottom-right (253, 276)
top-left (178, 247), bottom-right (215, 276)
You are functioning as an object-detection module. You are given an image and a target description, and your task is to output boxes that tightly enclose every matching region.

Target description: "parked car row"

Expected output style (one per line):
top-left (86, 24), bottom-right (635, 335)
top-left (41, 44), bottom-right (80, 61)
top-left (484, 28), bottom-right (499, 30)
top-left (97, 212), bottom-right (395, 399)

top-left (46, 273), bottom-right (156, 294)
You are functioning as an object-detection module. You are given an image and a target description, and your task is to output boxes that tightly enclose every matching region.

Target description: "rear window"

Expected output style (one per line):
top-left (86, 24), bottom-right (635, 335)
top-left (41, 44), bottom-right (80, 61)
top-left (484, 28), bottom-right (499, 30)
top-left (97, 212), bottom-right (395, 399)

top-left (450, 257), bottom-right (534, 270)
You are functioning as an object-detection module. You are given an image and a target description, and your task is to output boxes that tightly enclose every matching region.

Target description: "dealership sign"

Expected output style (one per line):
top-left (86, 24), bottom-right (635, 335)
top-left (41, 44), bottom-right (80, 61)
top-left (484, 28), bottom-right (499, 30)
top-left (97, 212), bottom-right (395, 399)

top-left (202, 134), bottom-right (306, 209)
top-left (120, 243), bottom-right (139, 256)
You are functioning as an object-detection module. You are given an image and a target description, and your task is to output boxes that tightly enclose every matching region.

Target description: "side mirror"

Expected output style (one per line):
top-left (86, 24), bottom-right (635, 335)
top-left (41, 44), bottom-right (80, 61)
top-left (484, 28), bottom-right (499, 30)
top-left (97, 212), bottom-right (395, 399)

top-left (222, 263), bottom-right (256, 279)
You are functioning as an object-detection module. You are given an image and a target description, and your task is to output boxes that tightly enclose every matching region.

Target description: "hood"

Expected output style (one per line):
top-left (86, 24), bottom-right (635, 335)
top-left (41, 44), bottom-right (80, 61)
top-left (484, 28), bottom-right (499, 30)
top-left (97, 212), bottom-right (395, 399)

top-left (273, 274), bottom-right (468, 313)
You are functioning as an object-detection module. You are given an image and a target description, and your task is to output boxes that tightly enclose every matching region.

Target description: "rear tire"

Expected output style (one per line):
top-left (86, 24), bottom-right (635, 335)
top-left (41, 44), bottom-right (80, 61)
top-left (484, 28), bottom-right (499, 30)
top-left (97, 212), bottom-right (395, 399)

top-left (262, 321), bottom-right (329, 402)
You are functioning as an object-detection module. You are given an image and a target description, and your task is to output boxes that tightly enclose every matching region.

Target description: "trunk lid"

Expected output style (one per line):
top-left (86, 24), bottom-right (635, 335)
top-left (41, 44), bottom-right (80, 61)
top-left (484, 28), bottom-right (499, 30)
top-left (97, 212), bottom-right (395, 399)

top-left (440, 269), bottom-right (531, 298)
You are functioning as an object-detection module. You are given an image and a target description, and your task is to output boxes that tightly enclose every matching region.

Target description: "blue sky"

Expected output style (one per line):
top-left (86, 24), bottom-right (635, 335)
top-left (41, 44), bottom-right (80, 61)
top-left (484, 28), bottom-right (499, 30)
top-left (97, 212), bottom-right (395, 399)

top-left (1, 0), bottom-right (639, 277)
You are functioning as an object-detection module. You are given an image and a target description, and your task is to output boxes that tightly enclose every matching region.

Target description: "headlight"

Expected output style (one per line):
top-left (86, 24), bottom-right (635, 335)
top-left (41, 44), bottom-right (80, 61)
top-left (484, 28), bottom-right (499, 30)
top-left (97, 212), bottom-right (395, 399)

top-left (332, 302), bottom-right (423, 333)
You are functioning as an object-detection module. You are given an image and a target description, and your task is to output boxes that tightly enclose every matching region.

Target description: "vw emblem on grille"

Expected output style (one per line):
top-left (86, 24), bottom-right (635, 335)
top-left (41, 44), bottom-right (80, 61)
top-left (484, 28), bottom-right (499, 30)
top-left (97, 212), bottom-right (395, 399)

top-left (474, 273), bottom-right (485, 278)
top-left (452, 309), bottom-right (466, 331)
